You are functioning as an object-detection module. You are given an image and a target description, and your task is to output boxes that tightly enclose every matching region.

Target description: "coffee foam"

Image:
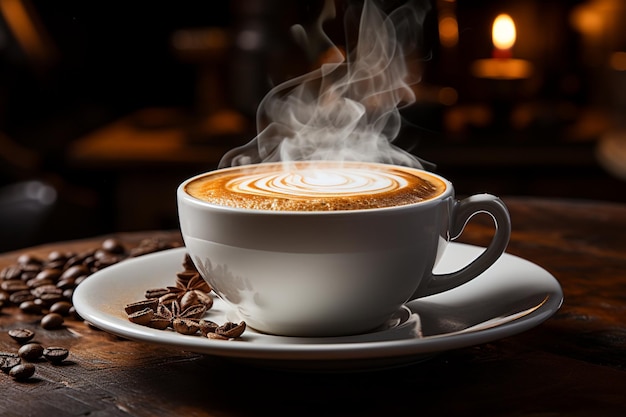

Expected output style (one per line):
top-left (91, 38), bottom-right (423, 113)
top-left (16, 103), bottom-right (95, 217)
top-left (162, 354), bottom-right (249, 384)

top-left (185, 162), bottom-right (445, 211)
top-left (230, 167), bottom-right (407, 197)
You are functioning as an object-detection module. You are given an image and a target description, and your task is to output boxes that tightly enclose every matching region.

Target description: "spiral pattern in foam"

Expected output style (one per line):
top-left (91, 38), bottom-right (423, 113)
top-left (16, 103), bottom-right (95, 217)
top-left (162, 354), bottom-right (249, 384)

top-left (226, 167), bottom-right (409, 199)
top-left (185, 162), bottom-right (446, 211)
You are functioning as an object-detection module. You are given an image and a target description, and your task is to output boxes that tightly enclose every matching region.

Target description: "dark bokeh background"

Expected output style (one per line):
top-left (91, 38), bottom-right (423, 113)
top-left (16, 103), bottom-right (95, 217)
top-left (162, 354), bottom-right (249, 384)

top-left (1, 0), bottom-right (625, 251)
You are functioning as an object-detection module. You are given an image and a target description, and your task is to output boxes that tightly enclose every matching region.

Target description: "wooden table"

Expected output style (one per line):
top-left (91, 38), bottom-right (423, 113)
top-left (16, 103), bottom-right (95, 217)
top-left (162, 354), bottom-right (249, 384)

top-left (1, 198), bottom-right (625, 416)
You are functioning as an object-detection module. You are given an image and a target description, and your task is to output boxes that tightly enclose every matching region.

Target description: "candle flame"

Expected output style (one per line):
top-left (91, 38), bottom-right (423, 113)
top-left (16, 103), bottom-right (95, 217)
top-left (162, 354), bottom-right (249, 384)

top-left (492, 14), bottom-right (516, 50)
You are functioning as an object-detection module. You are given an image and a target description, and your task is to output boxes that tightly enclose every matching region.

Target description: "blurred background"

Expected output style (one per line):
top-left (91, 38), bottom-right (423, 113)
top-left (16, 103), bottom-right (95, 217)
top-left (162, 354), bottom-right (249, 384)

top-left (1, 0), bottom-right (625, 252)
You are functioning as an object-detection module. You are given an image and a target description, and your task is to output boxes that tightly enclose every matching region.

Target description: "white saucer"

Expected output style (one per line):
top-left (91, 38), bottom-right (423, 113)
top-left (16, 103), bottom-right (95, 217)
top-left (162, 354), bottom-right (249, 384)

top-left (73, 243), bottom-right (563, 371)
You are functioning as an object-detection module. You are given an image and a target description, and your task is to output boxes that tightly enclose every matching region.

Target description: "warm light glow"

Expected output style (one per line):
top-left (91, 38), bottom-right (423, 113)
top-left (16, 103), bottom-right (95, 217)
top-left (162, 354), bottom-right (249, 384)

top-left (492, 14), bottom-right (516, 50)
top-left (0, 0), bottom-right (47, 61)
top-left (439, 16), bottom-right (458, 48)
top-left (471, 59), bottom-right (533, 80)
top-left (438, 87), bottom-right (458, 106)
top-left (570, 3), bottom-right (608, 39)
top-left (609, 51), bottom-right (626, 71)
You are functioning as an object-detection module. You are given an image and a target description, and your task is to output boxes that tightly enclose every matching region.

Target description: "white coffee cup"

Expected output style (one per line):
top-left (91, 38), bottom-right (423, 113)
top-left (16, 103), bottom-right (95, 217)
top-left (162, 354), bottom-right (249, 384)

top-left (177, 161), bottom-right (510, 336)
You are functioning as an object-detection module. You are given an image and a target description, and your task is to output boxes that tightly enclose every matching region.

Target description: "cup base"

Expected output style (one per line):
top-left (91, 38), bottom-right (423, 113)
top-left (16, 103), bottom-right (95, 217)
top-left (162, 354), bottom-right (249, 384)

top-left (226, 304), bottom-right (413, 338)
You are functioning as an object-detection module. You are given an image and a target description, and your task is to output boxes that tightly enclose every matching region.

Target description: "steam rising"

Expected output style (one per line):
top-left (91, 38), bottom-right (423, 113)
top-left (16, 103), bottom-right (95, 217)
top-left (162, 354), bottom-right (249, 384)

top-left (219, 0), bottom-right (431, 169)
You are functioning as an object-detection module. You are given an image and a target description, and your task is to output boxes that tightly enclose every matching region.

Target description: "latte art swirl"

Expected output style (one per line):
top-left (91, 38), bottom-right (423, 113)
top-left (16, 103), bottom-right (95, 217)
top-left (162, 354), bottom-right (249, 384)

top-left (185, 162), bottom-right (446, 211)
top-left (228, 168), bottom-right (408, 198)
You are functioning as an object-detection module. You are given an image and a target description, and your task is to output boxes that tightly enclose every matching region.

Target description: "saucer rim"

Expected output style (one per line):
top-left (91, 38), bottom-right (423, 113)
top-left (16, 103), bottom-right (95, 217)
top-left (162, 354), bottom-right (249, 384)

top-left (72, 244), bottom-right (563, 364)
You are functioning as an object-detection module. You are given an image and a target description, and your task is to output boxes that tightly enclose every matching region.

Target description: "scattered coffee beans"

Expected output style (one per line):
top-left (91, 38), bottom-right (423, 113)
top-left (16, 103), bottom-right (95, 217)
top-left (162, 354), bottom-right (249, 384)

top-left (2, 328), bottom-right (72, 379)
top-left (1, 237), bottom-right (182, 383)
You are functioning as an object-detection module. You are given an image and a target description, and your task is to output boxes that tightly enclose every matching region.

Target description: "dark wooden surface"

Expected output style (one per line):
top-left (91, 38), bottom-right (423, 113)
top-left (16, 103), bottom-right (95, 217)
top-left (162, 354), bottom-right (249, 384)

top-left (1, 197), bottom-right (625, 416)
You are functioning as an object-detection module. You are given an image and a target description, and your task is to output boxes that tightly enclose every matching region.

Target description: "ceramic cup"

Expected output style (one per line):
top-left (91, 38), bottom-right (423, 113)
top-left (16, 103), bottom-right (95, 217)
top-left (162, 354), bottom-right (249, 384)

top-left (177, 161), bottom-right (511, 336)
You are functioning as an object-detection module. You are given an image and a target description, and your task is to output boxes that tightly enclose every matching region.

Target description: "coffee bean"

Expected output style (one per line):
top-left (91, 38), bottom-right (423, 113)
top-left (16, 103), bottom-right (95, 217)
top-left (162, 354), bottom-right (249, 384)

top-left (39, 293), bottom-right (64, 306)
top-left (60, 264), bottom-right (89, 280)
top-left (158, 292), bottom-right (179, 305)
top-left (63, 254), bottom-right (83, 269)
top-left (47, 250), bottom-right (71, 264)
top-left (146, 317), bottom-right (170, 330)
top-left (124, 298), bottom-right (159, 315)
top-left (35, 268), bottom-right (62, 282)
top-left (55, 277), bottom-right (76, 290)
top-left (129, 245), bottom-right (159, 257)
top-left (9, 290), bottom-right (35, 304)
top-left (26, 277), bottom-right (54, 288)
top-left (18, 343), bottom-right (44, 361)
top-left (172, 318), bottom-right (200, 335)
top-left (102, 238), bottom-right (125, 254)
top-left (0, 265), bottom-right (22, 280)
top-left (31, 284), bottom-right (62, 299)
top-left (0, 352), bottom-right (21, 373)
top-left (179, 291), bottom-right (199, 310)
top-left (216, 321), bottom-right (246, 338)
top-left (7, 328), bottom-right (35, 344)
top-left (127, 308), bottom-right (154, 326)
top-left (9, 363), bottom-right (36, 380)
top-left (94, 255), bottom-right (120, 270)
top-left (43, 347), bottom-right (69, 364)
top-left (62, 288), bottom-right (74, 300)
top-left (46, 259), bottom-right (66, 270)
top-left (20, 271), bottom-right (39, 282)
top-left (73, 275), bottom-right (88, 286)
top-left (207, 332), bottom-right (228, 340)
top-left (1, 280), bottom-right (29, 293)
top-left (49, 301), bottom-right (72, 316)
top-left (20, 263), bottom-right (43, 278)
top-left (199, 320), bottom-right (219, 336)
top-left (82, 256), bottom-right (96, 270)
top-left (40, 313), bottom-right (64, 330)
top-left (145, 288), bottom-right (169, 299)
top-left (19, 300), bottom-right (43, 314)
top-left (16, 254), bottom-right (43, 266)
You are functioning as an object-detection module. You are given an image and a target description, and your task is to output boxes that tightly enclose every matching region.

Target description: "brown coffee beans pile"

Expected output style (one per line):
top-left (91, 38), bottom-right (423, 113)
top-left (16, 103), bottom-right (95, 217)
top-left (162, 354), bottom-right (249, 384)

top-left (1, 237), bottom-right (181, 381)
top-left (124, 254), bottom-right (246, 340)
top-left (0, 238), bottom-right (181, 320)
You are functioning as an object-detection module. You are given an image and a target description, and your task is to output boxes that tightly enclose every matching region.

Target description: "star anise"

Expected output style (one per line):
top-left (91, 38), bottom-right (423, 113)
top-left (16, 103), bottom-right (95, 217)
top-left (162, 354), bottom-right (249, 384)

top-left (153, 300), bottom-right (207, 335)
top-left (149, 271), bottom-right (213, 308)
top-left (175, 271), bottom-right (211, 293)
top-left (155, 300), bottom-right (207, 322)
top-left (160, 272), bottom-right (213, 308)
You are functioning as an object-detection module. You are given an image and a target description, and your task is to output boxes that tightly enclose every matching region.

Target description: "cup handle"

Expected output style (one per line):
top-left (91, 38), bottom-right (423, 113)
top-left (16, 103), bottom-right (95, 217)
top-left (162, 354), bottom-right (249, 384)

top-left (413, 194), bottom-right (511, 298)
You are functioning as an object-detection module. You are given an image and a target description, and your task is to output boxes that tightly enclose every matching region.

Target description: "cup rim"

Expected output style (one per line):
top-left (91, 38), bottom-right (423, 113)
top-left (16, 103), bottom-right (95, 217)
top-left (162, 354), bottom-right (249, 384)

top-left (178, 161), bottom-right (454, 215)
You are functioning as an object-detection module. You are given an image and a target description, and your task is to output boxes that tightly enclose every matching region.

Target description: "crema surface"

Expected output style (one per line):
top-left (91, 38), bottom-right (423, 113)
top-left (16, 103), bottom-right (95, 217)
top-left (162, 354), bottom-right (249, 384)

top-left (185, 162), bottom-right (446, 211)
